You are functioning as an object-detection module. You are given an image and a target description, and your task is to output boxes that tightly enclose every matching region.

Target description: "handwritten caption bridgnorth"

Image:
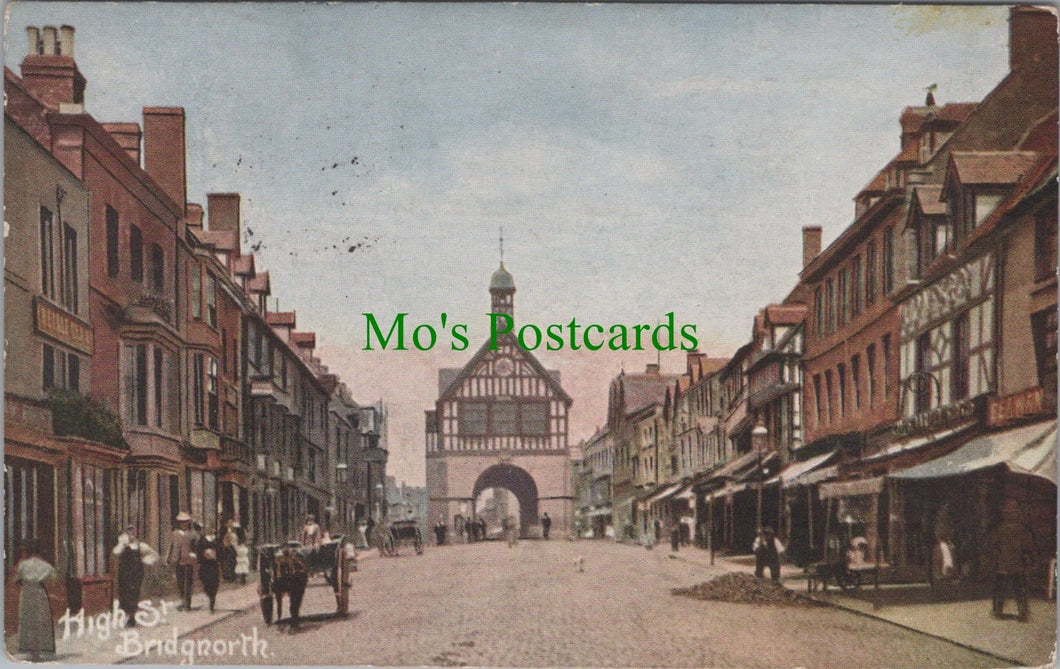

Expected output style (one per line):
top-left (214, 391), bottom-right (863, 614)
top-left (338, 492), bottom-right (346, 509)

top-left (362, 312), bottom-right (698, 352)
top-left (58, 599), bottom-right (272, 664)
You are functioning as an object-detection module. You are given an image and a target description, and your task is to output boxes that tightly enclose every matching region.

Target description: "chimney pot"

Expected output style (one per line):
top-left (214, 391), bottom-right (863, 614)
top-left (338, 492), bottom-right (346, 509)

top-left (802, 226), bottom-right (823, 268)
top-left (27, 27), bottom-right (40, 55)
top-left (42, 26), bottom-right (57, 55)
top-left (59, 26), bottom-right (75, 57)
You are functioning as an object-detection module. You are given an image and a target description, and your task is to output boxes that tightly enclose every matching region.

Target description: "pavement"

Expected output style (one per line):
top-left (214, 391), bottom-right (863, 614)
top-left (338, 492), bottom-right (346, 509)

top-left (669, 545), bottom-right (1057, 668)
top-left (5, 542), bottom-right (1055, 666)
top-left (3, 548), bottom-right (383, 665)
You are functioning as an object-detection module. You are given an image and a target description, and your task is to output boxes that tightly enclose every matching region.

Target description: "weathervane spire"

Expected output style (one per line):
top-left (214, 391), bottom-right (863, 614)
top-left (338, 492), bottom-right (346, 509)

top-left (499, 227), bottom-right (504, 267)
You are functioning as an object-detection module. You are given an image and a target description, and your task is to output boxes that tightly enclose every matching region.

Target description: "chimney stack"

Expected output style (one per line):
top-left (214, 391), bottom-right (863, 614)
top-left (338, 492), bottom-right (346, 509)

top-left (207, 193), bottom-right (241, 234)
top-left (21, 25), bottom-right (85, 110)
top-left (185, 203), bottom-right (205, 229)
top-left (142, 107), bottom-right (186, 208)
top-left (802, 226), bottom-right (823, 268)
top-left (101, 123), bottom-right (141, 164)
top-left (1009, 6), bottom-right (1059, 73)
top-left (645, 363), bottom-right (660, 375)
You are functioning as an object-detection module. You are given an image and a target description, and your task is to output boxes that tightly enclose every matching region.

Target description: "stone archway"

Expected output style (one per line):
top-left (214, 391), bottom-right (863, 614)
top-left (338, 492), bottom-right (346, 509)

top-left (472, 464), bottom-right (539, 537)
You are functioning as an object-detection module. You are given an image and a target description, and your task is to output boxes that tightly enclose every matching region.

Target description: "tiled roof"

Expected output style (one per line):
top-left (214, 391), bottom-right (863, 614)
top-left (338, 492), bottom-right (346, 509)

top-left (895, 142), bottom-right (919, 164)
top-left (912, 185), bottom-right (946, 216)
top-left (620, 372), bottom-right (683, 416)
top-left (765, 304), bottom-right (807, 325)
top-left (232, 254), bottom-right (255, 276)
top-left (291, 332), bottom-right (316, 349)
top-left (935, 102), bottom-right (978, 123)
top-left (247, 271), bottom-right (270, 293)
top-left (860, 168), bottom-right (888, 195)
top-left (198, 230), bottom-right (238, 251)
top-left (700, 357), bottom-right (728, 376)
top-left (266, 311), bottom-right (296, 327)
top-left (949, 151), bottom-right (1040, 186)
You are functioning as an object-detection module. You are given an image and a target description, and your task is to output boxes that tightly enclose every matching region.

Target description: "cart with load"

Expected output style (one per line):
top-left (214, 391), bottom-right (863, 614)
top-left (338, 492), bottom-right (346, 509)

top-left (257, 535), bottom-right (357, 625)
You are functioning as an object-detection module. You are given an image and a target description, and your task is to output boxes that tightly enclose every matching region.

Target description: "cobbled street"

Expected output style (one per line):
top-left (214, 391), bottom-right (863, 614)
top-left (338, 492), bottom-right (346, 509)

top-left (129, 540), bottom-right (1002, 668)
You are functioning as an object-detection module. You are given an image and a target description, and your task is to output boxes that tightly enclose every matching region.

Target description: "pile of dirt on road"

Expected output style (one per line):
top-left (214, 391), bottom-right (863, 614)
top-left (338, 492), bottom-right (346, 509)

top-left (672, 572), bottom-right (811, 606)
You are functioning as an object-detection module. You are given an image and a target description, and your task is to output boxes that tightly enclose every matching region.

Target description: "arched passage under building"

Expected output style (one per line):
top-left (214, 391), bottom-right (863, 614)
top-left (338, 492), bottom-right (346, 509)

top-left (472, 464), bottom-right (539, 537)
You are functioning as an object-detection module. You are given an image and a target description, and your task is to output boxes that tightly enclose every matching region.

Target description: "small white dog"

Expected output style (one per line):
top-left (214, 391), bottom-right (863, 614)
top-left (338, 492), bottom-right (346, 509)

top-left (574, 555), bottom-right (585, 572)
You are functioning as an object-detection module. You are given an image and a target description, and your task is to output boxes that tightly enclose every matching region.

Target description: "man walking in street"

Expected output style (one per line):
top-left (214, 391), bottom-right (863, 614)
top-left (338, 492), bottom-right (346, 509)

top-left (167, 512), bottom-right (197, 611)
top-left (753, 526), bottom-right (784, 582)
top-left (991, 499), bottom-right (1035, 621)
top-left (541, 512), bottom-right (551, 539)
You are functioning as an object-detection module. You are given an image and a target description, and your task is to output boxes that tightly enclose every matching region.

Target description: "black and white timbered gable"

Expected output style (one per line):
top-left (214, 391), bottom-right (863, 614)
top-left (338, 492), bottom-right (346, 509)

top-left (429, 264), bottom-right (571, 455)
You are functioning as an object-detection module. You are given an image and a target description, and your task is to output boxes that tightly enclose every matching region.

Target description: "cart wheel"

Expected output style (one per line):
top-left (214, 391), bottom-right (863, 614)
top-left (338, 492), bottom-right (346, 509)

top-left (837, 571), bottom-right (861, 591)
top-left (414, 533), bottom-right (423, 555)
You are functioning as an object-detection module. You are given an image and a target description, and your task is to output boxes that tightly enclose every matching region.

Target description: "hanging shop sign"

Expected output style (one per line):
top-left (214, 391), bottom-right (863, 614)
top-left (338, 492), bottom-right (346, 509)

top-left (988, 387), bottom-right (1048, 427)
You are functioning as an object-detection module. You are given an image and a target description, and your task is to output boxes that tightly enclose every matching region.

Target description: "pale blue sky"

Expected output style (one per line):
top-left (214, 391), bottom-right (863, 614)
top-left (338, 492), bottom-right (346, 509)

top-left (5, 3), bottom-right (1011, 485)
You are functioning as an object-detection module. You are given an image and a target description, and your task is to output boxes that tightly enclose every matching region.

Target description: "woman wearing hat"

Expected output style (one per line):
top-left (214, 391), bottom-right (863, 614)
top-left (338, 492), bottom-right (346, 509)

top-left (14, 539), bottom-right (56, 661)
top-left (113, 525), bottom-right (159, 626)
top-left (167, 512), bottom-right (197, 611)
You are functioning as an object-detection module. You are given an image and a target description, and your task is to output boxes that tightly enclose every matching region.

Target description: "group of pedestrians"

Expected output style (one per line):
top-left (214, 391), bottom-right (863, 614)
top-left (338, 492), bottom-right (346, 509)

top-left (162, 512), bottom-right (250, 615)
top-left (461, 516), bottom-right (489, 543)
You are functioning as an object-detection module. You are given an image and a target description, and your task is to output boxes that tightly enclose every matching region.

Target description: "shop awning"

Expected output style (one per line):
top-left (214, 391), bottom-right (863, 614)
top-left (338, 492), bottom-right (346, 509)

top-left (582, 507), bottom-right (613, 518)
top-left (818, 476), bottom-right (885, 499)
top-left (707, 481), bottom-right (749, 501)
top-left (889, 420), bottom-right (1057, 485)
top-left (797, 464), bottom-right (839, 486)
top-left (708, 450), bottom-right (760, 480)
top-left (673, 483), bottom-right (695, 500)
top-left (863, 421), bottom-right (978, 461)
top-left (736, 451), bottom-right (778, 483)
top-left (646, 482), bottom-right (685, 505)
top-left (766, 450), bottom-right (838, 488)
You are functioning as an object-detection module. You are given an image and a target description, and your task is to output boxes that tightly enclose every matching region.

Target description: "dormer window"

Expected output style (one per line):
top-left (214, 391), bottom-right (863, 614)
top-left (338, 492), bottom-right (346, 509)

top-left (945, 151), bottom-right (1038, 244)
top-left (973, 191), bottom-right (1005, 227)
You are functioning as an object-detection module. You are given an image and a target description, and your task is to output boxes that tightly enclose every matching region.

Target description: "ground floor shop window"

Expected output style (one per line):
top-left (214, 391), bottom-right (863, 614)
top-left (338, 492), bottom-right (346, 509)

top-left (4, 458), bottom-right (56, 568)
top-left (72, 463), bottom-right (114, 577)
top-left (187, 469), bottom-right (218, 532)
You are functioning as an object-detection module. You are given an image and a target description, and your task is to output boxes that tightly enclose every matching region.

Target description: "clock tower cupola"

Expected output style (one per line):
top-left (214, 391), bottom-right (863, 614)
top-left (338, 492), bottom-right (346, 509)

top-left (490, 230), bottom-right (515, 317)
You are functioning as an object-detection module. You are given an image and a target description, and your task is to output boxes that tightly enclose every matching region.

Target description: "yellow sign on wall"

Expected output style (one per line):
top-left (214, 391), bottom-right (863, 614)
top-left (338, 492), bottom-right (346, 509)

top-left (35, 298), bottom-right (93, 355)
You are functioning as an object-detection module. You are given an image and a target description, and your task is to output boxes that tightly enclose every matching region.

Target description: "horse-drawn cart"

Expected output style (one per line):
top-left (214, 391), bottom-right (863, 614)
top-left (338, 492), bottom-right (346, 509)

top-left (379, 519), bottom-right (423, 556)
top-left (257, 535), bottom-right (357, 625)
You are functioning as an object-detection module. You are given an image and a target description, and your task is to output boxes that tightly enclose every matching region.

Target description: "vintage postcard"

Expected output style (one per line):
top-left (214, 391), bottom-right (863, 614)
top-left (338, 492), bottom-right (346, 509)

top-left (3, 2), bottom-right (1057, 666)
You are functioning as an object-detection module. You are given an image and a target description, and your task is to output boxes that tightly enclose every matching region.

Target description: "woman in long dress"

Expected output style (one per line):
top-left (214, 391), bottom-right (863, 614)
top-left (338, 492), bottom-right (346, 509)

top-left (112, 525), bottom-right (159, 626)
top-left (231, 522), bottom-right (250, 585)
top-left (15, 540), bottom-right (56, 661)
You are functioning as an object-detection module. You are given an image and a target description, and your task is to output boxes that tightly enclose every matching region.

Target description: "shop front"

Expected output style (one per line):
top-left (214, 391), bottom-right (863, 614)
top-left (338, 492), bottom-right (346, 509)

top-left (888, 419), bottom-right (1056, 583)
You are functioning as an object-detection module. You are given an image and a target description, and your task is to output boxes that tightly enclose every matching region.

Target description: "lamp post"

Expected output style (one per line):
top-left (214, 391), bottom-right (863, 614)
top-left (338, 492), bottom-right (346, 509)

top-left (752, 422), bottom-right (769, 531)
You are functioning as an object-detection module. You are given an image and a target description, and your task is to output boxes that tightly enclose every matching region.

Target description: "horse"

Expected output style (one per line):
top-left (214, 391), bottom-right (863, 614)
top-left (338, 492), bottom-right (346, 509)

top-left (257, 543), bottom-right (309, 626)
